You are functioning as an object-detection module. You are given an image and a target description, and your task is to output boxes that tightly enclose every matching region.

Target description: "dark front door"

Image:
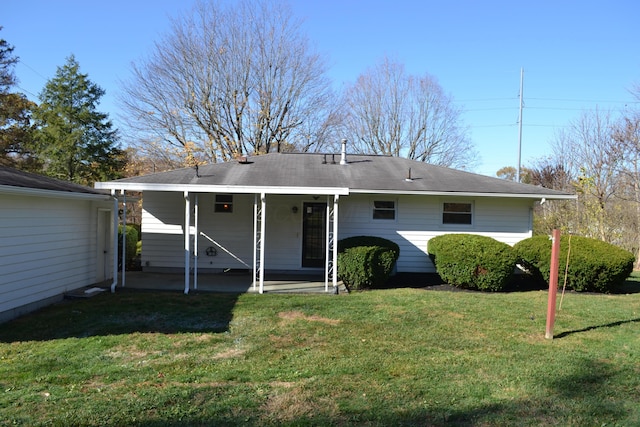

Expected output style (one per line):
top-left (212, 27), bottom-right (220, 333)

top-left (302, 202), bottom-right (326, 268)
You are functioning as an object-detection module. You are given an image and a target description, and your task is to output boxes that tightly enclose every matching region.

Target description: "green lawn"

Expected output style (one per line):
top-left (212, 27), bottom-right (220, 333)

top-left (1, 280), bottom-right (639, 426)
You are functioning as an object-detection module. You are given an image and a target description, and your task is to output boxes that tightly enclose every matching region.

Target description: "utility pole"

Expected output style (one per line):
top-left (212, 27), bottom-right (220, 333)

top-left (517, 67), bottom-right (524, 182)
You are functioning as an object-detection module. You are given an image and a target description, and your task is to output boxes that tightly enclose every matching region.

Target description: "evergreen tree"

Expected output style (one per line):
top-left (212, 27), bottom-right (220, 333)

top-left (0, 28), bottom-right (37, 168)
top-left (32, 55), bottom-right (124, 185)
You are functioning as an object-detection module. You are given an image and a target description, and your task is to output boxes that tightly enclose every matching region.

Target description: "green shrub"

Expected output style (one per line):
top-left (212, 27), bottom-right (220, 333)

top-left (337, 236), bottom-right (400, 290)
top-left (118, 224), bottom-right (139, 268)
top-left (514, 235), bottom-right (635, 293)
top-left (428, 234), bottom-right (517, 291)
top-left (337, 235), bottom-right (400, 255)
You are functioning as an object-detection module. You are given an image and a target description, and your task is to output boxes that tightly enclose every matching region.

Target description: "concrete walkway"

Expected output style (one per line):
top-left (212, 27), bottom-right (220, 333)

top-left (102, 271), bottom-right (346, 294)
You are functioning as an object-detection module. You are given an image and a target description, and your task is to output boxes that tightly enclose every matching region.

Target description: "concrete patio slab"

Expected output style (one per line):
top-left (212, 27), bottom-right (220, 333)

top-left (102, 271), bottom-right (346, 294)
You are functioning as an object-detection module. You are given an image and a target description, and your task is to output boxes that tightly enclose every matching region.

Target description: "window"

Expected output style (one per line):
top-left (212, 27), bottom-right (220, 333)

top-left (373, 200), bottom-right (396, 220)
top-left (215, 194), bottom-right (233, 213)
top-left (443, 202), bottom-right (472, 224)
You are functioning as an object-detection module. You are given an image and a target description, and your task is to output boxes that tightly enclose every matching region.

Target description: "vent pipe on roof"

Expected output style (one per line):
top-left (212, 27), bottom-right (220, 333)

top-left (340, 139), bottom-right (347, 165)
top-left (405, 168), bottom-right (413, 182)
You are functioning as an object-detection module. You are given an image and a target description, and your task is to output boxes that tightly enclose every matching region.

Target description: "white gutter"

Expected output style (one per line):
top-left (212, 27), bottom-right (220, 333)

top-left (94, 181), bottom-right (574, 200)
top-left (347, 188), bottom-right (577, 200)
top-left (94, 182), bottom-right (349, 196)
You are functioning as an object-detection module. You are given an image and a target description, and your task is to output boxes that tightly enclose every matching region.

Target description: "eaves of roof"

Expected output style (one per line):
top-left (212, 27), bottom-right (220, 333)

top-left (0, 166), bottom-right (111, 200)
top-left (0, 184), bottom-right (112, 201)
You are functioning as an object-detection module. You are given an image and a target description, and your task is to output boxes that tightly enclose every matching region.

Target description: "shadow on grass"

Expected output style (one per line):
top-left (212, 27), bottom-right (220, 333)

top-left (555, 317), bottom-right (640, 339)
top-left (0, 289), bottom-right (240, 343)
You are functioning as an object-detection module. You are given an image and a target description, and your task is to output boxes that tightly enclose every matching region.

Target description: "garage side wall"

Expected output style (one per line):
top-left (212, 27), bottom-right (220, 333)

top-left (0, 193), bottom-right (112, 323)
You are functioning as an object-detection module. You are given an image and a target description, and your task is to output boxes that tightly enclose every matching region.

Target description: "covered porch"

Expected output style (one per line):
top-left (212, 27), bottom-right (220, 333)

top-left (104, 186), bottom-right (349, 295)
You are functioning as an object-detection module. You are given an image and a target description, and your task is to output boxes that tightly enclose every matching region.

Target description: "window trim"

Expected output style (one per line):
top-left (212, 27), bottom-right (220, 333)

top-left (372, 199), bottom-right (397, 221)
top-left (442, 201), bottom-right (473, 226)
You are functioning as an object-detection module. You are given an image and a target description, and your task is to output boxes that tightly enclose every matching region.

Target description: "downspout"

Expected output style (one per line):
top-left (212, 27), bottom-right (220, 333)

top-left (110, 190), bottom-right (118, 293)
top-left (184, 191), bottom-right (190, 295)
top-left (120, 189), bottom-right (126, 288)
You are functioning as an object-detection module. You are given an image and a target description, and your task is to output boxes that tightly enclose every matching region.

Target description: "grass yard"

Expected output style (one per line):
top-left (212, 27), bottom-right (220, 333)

top-left (0, 279), bottom-right (639, 426)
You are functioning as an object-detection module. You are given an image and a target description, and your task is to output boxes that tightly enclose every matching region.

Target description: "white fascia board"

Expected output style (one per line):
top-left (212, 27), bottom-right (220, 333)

top-left (94, 182), bottom-right (350, 196)
top-left (348, 188), bottom-right (577, 200)
top-left (0, 184), bottom-right (112, 201)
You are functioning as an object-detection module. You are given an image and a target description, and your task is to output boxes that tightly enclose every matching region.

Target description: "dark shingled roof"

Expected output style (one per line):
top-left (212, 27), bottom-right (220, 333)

top-left (0, 166), bottom-right (108, 195)
top-left (104, 153), bottom-right (573, 198)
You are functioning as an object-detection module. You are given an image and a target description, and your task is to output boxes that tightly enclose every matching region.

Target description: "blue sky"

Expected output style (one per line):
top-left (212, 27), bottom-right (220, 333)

top-left (4, 0), bottom-right (639, 176)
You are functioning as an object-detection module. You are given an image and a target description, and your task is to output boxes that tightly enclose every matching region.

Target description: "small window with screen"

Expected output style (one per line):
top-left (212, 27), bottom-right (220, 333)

top-left (215, 194), bottom-right (233, 213)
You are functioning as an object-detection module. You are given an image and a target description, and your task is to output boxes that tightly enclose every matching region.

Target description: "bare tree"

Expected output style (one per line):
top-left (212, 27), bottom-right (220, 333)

top-left (119, 0), bottom-right (335, 165)
top-left (340, 57), bottom-right (477, 169)
top-left (612, 111), bottom-right (640, 266)
top-left (550, 109), bottom-right (624, 242)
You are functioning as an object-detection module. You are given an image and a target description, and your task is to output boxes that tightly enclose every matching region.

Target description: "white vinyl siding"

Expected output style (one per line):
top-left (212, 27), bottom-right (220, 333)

top-left (0, 193), bottom-right (112, 321)
top-left (339, 194), bottom-right (534, 273)
top-left (142, 192), bottom-right (255, 271)
top-left (140, 192), bottom-right (534, 275)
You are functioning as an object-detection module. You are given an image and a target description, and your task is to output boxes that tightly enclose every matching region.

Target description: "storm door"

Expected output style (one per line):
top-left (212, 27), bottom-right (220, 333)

top-left (302, 202), bottom-right (327, 268)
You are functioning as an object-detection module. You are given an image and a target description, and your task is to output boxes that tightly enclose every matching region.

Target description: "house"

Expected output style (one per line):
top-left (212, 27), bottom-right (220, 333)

top-left (0, 166), bottom-right (116, 323)
top-left (95, 145), bottom-right (575, 294)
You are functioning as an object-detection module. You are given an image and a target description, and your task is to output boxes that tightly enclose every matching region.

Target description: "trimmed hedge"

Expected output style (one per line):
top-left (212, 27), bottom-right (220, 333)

top-left (337, 236), bottom-right (400, 290)
top-left (337, 236), bottom-right (400, 255)
top-left (428, 234), bottom-right (517, 291)
top-left (513, 235), bottom-right (634, 293)
top-left (118, 224), bottom-right (139, 269)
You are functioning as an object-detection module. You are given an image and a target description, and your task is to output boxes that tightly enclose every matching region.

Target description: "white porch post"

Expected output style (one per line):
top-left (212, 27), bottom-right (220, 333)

top-left (194, 194), bottom-right (199, 290)
top-left (325, 197), bottom-right (331, 291)
top-left (252, 193), bottom-right (267, 294)
top-left (333, 194), bottom-right (339, 288)
top-left (259, 193), bottom-right (266, 294)
top-left (184, 191), bottom-right (190, 294)
top-left (120, 189), bottom-right (126, 288)
top-left (110, 190), bottom-right (119, 293)
top-left (253, 194), bottom-right (258, 291)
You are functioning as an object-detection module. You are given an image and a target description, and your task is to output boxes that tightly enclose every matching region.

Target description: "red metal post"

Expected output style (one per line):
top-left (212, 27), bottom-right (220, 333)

top-left (545, 229), bottom-right (561, 339)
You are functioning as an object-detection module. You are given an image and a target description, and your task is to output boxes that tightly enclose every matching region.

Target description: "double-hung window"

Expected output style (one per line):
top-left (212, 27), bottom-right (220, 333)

top-left (373, 200), bottom-right (396, 220)
top-left (442, 202), bottom-right (472, 225)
